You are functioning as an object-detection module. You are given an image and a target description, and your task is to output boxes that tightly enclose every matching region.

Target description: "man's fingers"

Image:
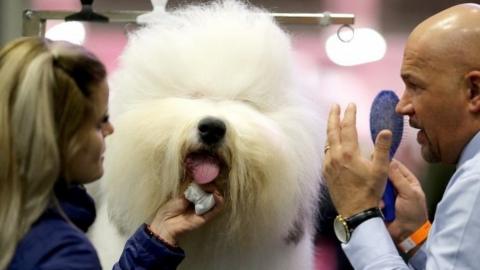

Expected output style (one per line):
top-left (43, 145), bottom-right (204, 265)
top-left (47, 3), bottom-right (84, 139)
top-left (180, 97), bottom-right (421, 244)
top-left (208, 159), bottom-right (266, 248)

top-left (393, 160), bottom-right (421, 186)
top-left (327, 104), bottom-right (341, 150)
top-left (372, 130), bottom-right (392, 169)
top-left (340, 103), bottom-right (359, 151)
top-left (388, 161), bottom-right (411, 195)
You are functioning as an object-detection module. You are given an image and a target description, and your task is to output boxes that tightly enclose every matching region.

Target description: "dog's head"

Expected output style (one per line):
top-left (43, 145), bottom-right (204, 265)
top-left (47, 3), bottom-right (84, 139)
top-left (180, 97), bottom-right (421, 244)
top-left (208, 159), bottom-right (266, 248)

top-left (102, 1), bottom-right (325, 241)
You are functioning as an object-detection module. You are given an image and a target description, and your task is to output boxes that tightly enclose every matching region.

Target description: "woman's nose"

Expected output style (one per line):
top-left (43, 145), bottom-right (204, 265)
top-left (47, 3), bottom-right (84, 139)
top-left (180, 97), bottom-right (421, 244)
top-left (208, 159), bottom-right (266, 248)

top-left (103, 122), bottom-right (114, 137)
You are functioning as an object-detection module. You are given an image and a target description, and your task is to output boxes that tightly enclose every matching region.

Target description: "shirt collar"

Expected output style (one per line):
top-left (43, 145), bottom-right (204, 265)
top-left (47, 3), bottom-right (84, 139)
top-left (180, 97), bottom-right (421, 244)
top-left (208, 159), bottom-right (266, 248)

top-left (457, 131), bottom-right (480, 167)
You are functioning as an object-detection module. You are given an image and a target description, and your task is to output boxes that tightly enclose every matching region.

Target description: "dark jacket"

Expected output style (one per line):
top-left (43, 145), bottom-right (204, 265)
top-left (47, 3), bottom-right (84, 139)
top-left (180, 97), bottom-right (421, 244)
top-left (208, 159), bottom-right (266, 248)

top-left (8, 182), bottom-right (185, 269)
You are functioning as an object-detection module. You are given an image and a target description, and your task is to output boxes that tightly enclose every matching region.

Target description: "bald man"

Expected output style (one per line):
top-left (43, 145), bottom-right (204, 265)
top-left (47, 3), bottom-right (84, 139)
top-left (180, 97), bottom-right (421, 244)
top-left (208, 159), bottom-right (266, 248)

top-left (323, 3), bottom-right (480, 269)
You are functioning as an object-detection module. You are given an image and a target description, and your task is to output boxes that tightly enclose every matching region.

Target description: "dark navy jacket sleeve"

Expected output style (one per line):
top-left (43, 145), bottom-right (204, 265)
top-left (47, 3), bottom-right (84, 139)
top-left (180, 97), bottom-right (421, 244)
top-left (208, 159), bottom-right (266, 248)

top-left (8, 212), bottom-right (102, 270)
top-left (35, 234), bottom-right (101, 270)
top-left (9, 184), bottom-right (184, 270)
top-left (114, 224), bottom-right (185, 270)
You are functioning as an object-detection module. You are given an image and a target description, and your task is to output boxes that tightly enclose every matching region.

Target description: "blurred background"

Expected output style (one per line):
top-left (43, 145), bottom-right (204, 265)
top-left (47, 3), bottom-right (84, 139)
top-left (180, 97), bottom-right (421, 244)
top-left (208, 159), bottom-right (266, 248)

top-left (1, 0), bottom-right (463, 269)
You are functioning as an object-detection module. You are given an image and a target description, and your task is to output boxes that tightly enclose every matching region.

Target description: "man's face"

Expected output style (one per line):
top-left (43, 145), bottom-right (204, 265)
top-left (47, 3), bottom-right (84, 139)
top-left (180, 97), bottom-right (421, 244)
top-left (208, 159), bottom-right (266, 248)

top-left (396, 40), bottom-right (469, 164)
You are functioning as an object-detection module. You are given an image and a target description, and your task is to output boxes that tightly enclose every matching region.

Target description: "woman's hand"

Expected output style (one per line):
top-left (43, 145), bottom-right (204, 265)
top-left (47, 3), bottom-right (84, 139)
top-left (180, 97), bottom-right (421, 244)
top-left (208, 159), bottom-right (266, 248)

top-left (149, 184), bottom-right (224, 246)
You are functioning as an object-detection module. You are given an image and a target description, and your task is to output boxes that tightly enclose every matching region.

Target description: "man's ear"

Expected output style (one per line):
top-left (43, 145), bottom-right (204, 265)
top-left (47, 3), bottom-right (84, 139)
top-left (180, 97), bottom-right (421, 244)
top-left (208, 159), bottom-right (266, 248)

top-left (466, 70), bottom-right (480, 113)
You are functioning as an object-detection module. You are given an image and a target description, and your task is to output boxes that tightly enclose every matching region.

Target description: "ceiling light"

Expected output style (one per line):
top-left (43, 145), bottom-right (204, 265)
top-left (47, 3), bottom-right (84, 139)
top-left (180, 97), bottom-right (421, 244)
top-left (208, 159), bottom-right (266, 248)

top-left (46, 21), bottom-right (86, 45)
top-left (325, 27), bottom-right (386, 66)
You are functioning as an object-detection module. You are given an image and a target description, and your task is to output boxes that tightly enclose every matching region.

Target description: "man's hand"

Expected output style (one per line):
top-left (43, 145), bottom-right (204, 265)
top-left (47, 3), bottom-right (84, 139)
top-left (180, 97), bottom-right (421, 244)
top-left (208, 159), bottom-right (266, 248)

top-left (386, 160), bottom-right (428, 243)
top-left (323, 103), bottom-right (392, 217)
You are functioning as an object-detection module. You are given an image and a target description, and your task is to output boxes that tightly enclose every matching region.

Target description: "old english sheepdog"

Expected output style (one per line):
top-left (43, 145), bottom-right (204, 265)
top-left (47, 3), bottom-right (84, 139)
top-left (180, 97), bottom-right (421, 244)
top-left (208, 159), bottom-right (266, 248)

top-left (89, 1), bottom-right (326, 269)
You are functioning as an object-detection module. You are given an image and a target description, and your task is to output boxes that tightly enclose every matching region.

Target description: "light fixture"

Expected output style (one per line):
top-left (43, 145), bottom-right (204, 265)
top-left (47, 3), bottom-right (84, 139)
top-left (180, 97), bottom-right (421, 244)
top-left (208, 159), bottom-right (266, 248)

top-left (325, 27), bottom-right (386, 66)
top-left (45, 21), bottom-right (86, 45)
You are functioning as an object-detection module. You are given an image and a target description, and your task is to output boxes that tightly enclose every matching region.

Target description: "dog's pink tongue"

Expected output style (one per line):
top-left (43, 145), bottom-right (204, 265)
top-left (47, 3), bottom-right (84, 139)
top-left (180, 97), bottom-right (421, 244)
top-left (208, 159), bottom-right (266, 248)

top-left (188, 156), bottom-right (220, 184)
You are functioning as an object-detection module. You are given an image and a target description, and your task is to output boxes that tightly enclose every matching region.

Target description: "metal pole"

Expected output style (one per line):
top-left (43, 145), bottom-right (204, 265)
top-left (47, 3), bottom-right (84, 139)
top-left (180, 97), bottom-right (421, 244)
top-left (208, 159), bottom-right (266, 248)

top-left (22, 9), bottom-right (355, 37)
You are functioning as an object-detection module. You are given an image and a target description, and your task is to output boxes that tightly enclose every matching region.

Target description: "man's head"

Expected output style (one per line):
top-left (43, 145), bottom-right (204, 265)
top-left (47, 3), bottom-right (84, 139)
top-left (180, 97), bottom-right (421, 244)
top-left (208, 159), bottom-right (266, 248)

top-left (396, 3), bottom-right (480, 164)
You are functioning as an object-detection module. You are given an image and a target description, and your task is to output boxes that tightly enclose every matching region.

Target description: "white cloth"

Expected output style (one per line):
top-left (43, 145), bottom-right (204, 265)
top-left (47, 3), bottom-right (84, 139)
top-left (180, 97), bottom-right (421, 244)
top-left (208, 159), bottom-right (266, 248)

top-left (184, 182), bottom-right (215, 215)
top-left (343, 131), bottom-right (480, 269)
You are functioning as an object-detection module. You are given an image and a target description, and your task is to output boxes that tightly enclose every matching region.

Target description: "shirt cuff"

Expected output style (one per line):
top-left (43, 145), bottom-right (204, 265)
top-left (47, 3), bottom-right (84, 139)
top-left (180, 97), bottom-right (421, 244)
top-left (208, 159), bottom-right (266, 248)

top-left (126, 224), bottom-right (185, 268)
top-left (342, 217), bottom-right (404, 269)
top-left (408, 242), bottom-right (427, 270)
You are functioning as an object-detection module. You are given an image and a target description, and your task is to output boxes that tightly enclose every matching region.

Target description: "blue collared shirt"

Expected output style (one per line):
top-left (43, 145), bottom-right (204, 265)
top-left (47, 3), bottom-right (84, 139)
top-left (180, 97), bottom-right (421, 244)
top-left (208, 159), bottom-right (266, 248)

top-left (342, 131), bottom-right (480, 269)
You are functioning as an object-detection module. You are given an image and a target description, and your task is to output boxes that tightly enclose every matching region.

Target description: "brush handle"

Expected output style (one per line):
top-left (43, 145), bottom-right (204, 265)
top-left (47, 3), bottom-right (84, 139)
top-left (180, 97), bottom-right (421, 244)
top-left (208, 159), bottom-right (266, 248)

top-left (382, 179), bottom-right (396, 222)
top-left (369, 90), bottom-right (402, 222)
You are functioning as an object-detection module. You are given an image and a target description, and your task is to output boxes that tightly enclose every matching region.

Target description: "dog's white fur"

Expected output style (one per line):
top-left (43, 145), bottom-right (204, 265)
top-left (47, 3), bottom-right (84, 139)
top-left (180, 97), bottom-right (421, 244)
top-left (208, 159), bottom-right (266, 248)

top-left (89, 1), bottom-right (325, 269)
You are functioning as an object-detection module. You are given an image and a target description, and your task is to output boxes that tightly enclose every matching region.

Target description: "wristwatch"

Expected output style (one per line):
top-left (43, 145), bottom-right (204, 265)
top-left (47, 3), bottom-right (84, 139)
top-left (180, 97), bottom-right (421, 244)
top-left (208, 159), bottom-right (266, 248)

top-left (333, 207), bottom-right (384, 243)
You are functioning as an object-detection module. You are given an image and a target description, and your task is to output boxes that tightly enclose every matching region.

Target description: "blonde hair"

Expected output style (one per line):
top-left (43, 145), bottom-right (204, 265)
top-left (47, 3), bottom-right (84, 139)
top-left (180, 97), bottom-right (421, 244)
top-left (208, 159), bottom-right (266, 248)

top-left (0, 37), bottom-right (106, 269)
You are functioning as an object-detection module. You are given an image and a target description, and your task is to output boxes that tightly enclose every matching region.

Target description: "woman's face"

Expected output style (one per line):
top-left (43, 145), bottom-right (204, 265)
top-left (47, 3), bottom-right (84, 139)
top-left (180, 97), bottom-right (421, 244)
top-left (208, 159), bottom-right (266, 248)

top-left (66, 80), bottom-right (114, 184)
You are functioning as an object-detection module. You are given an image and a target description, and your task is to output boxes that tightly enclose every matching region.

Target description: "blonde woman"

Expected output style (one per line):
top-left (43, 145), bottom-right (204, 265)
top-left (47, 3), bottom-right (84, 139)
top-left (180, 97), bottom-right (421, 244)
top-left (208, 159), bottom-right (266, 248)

top-left (0, 37), bottom-right (224, 270)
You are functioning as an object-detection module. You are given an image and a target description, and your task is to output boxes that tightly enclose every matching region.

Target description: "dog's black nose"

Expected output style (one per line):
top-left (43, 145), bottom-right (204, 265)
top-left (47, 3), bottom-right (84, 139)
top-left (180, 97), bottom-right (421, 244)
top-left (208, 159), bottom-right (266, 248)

top-left (198, 117), bottom-right (226, 145)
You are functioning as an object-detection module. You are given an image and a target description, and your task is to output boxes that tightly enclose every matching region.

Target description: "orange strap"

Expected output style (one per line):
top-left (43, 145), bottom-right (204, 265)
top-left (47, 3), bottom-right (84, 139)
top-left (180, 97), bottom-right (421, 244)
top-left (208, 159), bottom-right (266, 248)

top-left (398, 220), bottom-right (431, 253)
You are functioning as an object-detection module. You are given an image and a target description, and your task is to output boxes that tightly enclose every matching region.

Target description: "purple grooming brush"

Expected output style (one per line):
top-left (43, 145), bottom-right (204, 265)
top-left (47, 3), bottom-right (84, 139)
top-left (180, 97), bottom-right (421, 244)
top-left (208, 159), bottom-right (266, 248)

top-left (369, 90), bottom-right (404, 222)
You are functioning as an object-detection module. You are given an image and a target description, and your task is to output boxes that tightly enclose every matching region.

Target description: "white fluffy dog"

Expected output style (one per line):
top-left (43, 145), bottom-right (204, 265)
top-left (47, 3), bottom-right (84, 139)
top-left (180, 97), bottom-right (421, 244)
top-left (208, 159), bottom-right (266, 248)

top-left (89, 1), bottom-right (325, 269)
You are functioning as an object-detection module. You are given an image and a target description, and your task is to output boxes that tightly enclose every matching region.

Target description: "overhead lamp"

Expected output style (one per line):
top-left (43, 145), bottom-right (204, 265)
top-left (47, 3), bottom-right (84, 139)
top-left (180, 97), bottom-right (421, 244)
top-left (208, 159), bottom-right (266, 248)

top-left (325, 27), bottom-right (386, 66)
top-left (45, 21), bottom-right (86, 45)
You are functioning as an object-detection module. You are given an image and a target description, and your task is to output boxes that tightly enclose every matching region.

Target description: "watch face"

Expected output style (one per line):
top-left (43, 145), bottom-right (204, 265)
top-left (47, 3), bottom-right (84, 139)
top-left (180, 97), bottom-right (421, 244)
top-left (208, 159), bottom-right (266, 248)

top-left (334, 216), bottom-right (349, 243)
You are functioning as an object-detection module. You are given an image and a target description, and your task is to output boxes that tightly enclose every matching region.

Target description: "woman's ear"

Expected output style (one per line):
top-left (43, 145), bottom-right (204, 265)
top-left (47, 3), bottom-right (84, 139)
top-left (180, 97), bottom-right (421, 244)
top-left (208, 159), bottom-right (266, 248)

top-left (466, 70), bottom-right (480, 113)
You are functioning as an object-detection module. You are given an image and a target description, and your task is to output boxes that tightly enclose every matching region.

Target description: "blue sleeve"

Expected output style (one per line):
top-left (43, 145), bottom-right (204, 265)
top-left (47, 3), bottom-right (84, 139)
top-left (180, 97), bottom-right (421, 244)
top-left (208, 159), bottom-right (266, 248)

top-left (113, 225), bottom-right (185, 270)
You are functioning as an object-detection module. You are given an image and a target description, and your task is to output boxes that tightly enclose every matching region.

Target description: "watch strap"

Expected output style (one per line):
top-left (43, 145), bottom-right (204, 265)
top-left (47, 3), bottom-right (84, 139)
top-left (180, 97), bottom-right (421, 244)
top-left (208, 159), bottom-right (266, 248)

top-left (334, 207), bottom-right (384, 244)
top-left (345, 207), bottom-right (384, 232)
